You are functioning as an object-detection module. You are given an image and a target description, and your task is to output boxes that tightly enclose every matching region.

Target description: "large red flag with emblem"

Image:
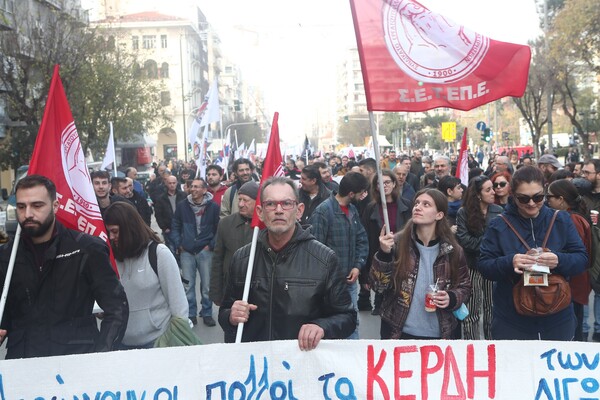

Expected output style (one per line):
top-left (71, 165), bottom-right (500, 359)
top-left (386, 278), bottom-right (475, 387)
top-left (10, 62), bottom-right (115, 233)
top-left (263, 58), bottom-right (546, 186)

top-left (29, 65), bottom-right (116, 272)
top-left (251, 112), bottom-right (285, 229)
top-left (349, 0), bottom-right (531, 112)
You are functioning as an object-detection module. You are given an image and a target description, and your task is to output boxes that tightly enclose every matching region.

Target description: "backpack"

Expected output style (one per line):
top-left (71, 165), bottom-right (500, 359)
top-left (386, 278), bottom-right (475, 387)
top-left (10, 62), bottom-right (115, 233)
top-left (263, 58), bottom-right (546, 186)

top-left (147, 242), bottom-right (188, 285)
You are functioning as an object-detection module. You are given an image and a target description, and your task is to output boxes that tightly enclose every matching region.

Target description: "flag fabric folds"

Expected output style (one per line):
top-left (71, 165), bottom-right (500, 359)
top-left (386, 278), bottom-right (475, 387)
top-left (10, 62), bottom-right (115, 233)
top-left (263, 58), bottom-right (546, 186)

top-left (251, 112), bottom-right (285, 229)
top-left (188, 78), bottom-right (220, 146)
top-left (100, 122), bottom-right (115, 171)
top-left (455, 128), bottom-right (469, 187)
top-left (28, 65), bottom-right (116, 271)
top-left (349, 0), bottom-right (531, 112)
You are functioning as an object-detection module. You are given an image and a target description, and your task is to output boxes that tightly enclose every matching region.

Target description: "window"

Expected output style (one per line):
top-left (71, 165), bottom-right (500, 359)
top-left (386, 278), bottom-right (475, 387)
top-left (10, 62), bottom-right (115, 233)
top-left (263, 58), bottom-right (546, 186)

top-left (161, 35), bottom-right (167, 48)
top-left (142, 35), bottom-right (156, 49)
top-left (144, 59), bottom-right (158, 79)
top-left (160, 91), bottom-right (171, 106)
top-left (160, 62), bottom-right (169, 78)
top-left (132, 36), bottom-right (139, 50)
top-left (0, 0), bottom-right (14, 13)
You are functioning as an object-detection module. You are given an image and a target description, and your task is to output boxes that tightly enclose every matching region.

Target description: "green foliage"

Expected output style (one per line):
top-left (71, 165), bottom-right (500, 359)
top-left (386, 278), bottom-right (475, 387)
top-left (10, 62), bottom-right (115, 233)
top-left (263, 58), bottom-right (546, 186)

top-left (337, 115), bottom-right (370, 145)
top-left (0, 6), bottom-right (171, 169)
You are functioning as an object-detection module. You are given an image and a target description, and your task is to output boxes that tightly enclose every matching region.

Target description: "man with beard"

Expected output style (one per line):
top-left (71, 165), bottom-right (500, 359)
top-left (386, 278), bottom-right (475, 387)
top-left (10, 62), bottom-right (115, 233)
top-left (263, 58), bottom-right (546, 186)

top-left (220, 158), bottom-right (255, 218)
top-left (111, 177), bottom-right (152, 227)
top-left (206, 165), bottom-right (228, 207)
top-left (0, 175), bottom-right (128, 359)
top-left (537, 154), bottom-right (563, 183)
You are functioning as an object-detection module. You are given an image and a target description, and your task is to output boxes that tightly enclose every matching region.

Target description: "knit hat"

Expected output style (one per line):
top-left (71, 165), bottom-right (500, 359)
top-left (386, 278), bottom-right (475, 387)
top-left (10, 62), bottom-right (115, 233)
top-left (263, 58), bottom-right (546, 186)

top-left (238, 181), bottom-right (259, 200)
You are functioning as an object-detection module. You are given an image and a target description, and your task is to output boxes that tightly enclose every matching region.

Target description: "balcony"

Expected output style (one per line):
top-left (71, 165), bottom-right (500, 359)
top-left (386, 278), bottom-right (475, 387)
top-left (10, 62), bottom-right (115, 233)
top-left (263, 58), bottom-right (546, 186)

top-left (37, 0), bottom-right (63, 10)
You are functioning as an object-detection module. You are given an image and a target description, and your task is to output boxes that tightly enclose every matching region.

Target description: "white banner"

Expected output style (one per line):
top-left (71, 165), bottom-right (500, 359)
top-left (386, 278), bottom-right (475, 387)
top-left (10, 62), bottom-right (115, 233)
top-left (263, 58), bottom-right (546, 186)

top-left (0, 340), bottom-right (598, 399)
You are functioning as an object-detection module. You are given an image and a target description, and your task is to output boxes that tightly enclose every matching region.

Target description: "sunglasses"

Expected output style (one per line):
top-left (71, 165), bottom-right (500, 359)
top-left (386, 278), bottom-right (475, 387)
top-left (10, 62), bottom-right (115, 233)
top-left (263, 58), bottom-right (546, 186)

top-left (514, 193), bottom-right (545, 204)
top-left (493, 181), bottom-right (508, 189)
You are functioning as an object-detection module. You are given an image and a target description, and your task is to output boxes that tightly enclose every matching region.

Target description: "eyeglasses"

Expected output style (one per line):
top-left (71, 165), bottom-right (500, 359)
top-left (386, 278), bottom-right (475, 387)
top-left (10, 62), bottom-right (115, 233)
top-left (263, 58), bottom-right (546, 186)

top-left (382, 180), bottom-right (394, 186)
top-left (493, 181), bottom-right (508, 189)
top-left (514, 193), bottom-right (545, 204)
top-left (262, 200), bottom-right (298, 211)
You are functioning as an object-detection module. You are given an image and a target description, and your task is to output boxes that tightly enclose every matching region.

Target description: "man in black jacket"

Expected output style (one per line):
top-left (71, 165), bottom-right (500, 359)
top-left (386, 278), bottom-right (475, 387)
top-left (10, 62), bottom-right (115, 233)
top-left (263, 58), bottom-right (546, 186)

top-left (219, 177), bottom-right (356, 350)
top-left (0, 175), bottom-right (128, 359)
top-left (154, 174), bottom-right (187, 254)
top-left (298, 165), bottom-right (331, 225)
top-left (111, 177), bottom-right (152, 226)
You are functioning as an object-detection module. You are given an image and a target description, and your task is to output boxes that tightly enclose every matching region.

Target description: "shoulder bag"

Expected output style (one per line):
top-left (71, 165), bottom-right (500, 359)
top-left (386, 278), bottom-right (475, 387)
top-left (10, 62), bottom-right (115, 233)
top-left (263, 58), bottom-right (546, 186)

top-left (499, 211), bottom-right (571, 317)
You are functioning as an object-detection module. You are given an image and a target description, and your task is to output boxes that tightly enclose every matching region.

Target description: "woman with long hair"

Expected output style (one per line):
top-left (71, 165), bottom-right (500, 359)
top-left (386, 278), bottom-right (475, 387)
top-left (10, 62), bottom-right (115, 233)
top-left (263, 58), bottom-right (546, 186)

top-left (479, 166), bottom-right (588, 340)
top-left (491, 171), bottom-right (511, 209)
top-left (546, 179), bottom-right (592, 341)
top-left (363, 169), bottom-right (412, 315)
top-left (104, 202), bottom-right (190, 349)
top-left (456, 175), bottom-right (503, 339)
top-left (371, 189), bottom-right (471, 339)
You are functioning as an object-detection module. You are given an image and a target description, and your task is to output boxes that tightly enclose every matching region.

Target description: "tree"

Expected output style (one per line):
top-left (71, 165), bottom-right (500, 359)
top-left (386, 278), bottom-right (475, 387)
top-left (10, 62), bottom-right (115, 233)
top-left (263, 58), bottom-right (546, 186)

top-left (512, 39), bottom-right (554, 159)
top-left (337, 115), bottom-right (370, 145)
top-left (0, 4), bottom-right (170, 170)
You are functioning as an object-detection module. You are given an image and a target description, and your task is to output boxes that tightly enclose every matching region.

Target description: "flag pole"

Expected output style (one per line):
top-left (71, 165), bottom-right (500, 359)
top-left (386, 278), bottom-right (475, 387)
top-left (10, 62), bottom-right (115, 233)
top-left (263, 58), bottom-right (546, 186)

top-left (109, 122), bottom-right (117, 177)
top-left (369, 111), bottom-right (390, 235)
top-left (0, 225), bottom-right (21, 323)
top-left (235, 226), bottom-right (260, 343)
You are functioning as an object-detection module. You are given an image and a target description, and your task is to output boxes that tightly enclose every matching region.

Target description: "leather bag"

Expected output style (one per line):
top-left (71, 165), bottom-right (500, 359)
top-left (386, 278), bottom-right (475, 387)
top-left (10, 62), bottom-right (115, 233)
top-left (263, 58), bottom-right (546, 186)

top-left (500, 211), bottom-right (572, 317)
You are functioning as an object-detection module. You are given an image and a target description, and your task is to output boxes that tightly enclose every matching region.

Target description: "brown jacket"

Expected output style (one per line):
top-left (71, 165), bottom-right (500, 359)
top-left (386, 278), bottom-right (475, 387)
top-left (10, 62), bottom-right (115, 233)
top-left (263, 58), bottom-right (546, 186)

top-left (370, 230), bottom-right (471, 339)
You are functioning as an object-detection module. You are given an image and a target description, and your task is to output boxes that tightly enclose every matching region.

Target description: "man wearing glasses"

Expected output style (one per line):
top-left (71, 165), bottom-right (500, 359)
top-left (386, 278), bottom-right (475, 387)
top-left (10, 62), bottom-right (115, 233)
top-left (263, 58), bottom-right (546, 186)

top-left (219, 177), bottom-right (356, 350)
top-left (581, 159), bottom-right (600, 342)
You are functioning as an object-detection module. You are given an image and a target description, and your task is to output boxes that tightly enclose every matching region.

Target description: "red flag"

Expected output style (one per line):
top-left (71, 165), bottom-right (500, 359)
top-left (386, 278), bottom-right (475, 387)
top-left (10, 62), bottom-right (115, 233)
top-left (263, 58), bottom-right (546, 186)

top-left (29, 65), bottom-right (117, 273)
top-left (251, 112), bottom-right (285, 229)
top-left (455, 128), bottom-right (469, 187)
top-left (349, 0), bottom-right (531, 112)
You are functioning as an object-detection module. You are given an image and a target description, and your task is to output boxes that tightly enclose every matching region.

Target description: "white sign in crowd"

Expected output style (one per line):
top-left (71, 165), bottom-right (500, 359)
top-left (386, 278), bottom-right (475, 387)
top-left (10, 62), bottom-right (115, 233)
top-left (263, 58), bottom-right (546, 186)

top-left (0, 340), bottom-right (598, 399)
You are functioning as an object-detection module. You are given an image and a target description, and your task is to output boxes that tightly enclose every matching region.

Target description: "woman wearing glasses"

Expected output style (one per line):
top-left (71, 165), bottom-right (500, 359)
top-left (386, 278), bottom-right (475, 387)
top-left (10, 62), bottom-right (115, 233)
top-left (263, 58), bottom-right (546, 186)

top-left (371, 188), bottom-right (471, 339)
top-left (456, 175), bottom-right (503, 339)
top-left (479, 166), bottom-right (588, 340)
top-left (491, 171), bottom-right (511, 209)
top-left (546, 179), bottom-right (592, 341)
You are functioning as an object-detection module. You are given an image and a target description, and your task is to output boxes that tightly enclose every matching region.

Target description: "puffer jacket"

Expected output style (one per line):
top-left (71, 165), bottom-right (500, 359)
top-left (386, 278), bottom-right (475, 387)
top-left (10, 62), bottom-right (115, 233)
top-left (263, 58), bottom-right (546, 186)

top-left (478, 202), bottom-right (587, 332)
top-left (0, 223), bottom-right (128, 359)
top-left (218, 223), bottom-right (356, 342)
top-left (370, 228), bottom-right (471, 339)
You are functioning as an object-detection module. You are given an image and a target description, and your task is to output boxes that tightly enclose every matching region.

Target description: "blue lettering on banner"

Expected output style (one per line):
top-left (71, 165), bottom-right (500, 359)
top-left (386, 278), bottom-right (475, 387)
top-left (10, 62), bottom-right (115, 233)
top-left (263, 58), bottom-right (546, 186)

top-left (206, 355), bottom-right (300, 400)
top-left (318, 373), bottom-right (356, 400)
top-left (536, 348), bottom-right (600, 400)
top-left (0, 374), bottom-right (177, 400)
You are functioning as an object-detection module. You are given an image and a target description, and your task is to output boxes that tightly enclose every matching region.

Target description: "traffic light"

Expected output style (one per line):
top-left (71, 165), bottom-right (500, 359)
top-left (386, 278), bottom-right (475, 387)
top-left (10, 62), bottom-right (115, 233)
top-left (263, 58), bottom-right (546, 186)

top-left (343, 115), bottom-right (349, 123)
top-left (481, 131), bottom-right (487, 141)
top-left (484, 128), bottom-right (492, 142)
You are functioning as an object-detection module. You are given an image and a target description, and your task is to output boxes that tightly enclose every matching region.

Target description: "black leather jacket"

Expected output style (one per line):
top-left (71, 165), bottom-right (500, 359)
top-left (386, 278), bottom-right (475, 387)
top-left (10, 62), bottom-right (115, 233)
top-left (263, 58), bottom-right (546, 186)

top-left (219, 223), bottom-right (356, 342)
top-left (0, 222), bottom-right (129, 359)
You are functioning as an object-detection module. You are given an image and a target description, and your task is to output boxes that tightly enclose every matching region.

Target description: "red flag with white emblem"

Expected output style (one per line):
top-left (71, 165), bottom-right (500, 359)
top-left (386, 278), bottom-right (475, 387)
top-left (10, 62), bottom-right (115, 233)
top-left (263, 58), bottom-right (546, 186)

top-left (251, 112), bottom-right (285, 229)
top-left (28, 65), bottom-right (116, 272)
top-left (455, 128), bottom-right (469, 187)
top-left (349, 0), bottom-right (531, 112)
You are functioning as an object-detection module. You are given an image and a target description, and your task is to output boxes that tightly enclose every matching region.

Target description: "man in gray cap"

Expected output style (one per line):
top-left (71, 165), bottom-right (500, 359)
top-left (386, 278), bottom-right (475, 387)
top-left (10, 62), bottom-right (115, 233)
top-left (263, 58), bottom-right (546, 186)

top-left (538, 154), bottom-right (563, 181)
top-left (210, 181), bottom-right (258, 319)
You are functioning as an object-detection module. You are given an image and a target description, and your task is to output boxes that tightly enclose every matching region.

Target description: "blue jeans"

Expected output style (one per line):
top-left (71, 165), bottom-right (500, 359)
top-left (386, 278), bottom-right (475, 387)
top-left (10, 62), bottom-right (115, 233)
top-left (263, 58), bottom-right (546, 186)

top-left (347, 281), bottom-right (359, 339)
top-left (595, 292), bottom-right (600, 333)
top-left (180, 249), bottom-right (213, 318)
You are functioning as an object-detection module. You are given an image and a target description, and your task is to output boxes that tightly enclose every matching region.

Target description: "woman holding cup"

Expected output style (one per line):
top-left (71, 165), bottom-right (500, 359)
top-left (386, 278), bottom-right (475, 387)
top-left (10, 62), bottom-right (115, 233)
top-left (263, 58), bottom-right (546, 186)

top-left (370, 188), bottom-right (472, 339)
top-left (479, 166), bottom-right (588, 340)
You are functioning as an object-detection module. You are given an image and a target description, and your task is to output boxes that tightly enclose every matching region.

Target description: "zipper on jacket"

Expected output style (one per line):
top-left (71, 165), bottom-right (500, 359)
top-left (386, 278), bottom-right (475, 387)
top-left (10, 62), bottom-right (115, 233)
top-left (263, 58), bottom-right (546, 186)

top-left (268, 248), bottom-right (277, 341)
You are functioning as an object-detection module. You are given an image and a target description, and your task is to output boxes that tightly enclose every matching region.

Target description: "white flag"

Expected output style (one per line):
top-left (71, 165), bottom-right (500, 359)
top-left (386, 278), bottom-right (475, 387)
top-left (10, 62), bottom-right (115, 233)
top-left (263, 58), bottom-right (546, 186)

top-left (101, 122), bottom-right (116, 171)
top-left (188, 78), bottom-right (220, 146)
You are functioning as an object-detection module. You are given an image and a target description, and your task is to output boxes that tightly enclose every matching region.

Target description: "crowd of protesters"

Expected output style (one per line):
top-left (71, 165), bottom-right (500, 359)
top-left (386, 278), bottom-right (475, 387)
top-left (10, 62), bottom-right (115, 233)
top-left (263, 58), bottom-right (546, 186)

top-left (2, 144), bottom-right (599, 360)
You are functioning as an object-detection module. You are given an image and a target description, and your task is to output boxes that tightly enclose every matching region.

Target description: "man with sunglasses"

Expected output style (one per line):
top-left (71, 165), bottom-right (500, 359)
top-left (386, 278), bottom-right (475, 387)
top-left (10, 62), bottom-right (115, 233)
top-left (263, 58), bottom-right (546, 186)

top-left (219, 177), bottom-right (356, 350)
